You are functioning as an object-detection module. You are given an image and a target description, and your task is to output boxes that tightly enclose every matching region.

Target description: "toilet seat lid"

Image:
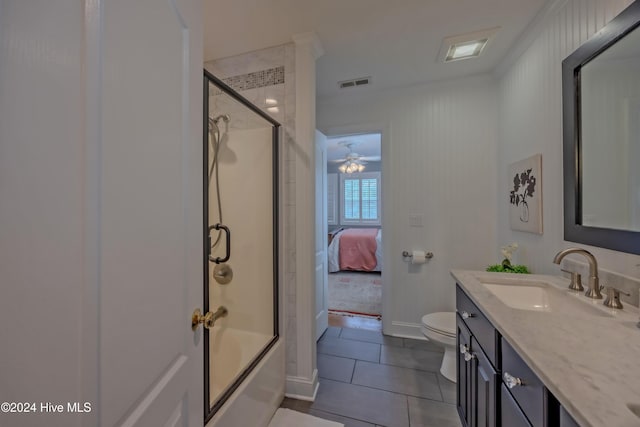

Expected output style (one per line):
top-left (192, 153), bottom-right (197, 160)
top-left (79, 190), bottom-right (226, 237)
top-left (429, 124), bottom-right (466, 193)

top-left (421, 312), bottom-right (456, 336)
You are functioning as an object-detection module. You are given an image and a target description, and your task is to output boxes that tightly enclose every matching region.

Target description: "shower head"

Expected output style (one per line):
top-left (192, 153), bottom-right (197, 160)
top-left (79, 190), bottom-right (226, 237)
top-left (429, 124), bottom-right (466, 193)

top-left (208, 114), bottom-right (230, 133)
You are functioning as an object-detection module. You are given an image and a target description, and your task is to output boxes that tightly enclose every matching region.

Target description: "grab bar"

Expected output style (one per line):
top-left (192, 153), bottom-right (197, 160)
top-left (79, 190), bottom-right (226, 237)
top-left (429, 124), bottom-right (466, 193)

top-left (209, 224), bottom-right (230, 263)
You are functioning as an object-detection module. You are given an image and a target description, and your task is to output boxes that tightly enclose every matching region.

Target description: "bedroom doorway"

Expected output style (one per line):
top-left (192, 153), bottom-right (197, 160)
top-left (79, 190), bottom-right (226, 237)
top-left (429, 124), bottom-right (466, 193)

top-left (324, 132), bottom-right (383, 331)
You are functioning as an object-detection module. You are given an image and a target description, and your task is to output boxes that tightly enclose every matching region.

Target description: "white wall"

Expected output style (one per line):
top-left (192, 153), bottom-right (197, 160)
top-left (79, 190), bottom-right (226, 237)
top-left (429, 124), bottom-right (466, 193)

top-left (318, 75), bottom-right (498, 336)
top-left (496, 0), bottom-right (640, 278)
top-left (0, 4), bottom-right (85, 424)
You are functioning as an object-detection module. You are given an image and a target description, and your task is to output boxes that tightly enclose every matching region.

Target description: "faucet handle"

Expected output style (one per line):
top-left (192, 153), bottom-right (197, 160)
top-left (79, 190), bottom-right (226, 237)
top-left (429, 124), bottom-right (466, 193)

top-left (561, 269), bottom-right (584, 292)
top-left (603, 287), bottom-right (630, 309)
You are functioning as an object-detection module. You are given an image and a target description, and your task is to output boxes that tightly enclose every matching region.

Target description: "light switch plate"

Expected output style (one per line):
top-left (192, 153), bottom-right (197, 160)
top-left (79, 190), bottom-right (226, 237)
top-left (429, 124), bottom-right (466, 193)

top-left (409, 214), bottom-right (423, 227)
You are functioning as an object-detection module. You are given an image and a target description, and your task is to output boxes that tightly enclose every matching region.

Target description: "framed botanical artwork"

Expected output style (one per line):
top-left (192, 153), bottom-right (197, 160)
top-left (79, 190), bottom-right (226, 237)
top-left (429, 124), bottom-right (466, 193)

top-left (509, 154), bottom-right (543, 234)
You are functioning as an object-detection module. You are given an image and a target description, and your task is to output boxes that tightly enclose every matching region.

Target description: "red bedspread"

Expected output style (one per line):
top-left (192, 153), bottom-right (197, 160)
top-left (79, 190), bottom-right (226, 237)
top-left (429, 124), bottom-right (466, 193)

top-left (339, 228), bottom-right (379, 271)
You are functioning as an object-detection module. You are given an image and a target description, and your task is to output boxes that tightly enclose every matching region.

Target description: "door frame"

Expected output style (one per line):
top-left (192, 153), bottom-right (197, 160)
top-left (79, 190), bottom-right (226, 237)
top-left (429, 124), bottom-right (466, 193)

top-left (318, 122), bottom-right (391, 332)
top-left (315, 130), bottom-right (329, 340)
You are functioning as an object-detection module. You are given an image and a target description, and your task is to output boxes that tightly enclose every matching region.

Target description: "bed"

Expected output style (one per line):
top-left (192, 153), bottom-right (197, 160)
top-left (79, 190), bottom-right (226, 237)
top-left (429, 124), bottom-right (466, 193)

top-left (328, 228), bottom-right (382, 272)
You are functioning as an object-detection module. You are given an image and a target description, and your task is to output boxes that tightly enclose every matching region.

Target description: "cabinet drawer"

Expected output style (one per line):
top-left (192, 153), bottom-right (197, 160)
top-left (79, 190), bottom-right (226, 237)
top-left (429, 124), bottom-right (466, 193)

top-left (456, 285), bottom-right (497, 365)
top-left (502, 338), bottom-right (545, 427)
top-left (501, 385), bottom-right (532, 427)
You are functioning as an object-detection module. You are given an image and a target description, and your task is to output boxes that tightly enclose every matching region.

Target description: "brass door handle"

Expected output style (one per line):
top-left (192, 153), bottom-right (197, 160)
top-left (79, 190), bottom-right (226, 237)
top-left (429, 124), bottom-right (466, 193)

top-left (191, 306), bottom-right (228, 331)
top-left (192, 308), bottom-right (214, 331)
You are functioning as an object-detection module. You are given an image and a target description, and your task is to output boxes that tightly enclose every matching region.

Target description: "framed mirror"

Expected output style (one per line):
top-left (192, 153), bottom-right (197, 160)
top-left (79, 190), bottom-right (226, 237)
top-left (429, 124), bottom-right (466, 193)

top-left (562, 0), bottom-right (640, 255)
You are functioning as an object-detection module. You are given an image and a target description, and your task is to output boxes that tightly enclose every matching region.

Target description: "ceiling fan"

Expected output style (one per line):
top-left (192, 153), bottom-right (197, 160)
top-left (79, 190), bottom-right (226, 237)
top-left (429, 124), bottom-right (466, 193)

top-left (330, 141), bottom-right (381, 173)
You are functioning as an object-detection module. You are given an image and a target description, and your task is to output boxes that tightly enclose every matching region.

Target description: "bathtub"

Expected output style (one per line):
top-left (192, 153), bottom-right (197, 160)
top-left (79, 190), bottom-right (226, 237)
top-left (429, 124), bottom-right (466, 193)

top-left (206, 327), bottom-right (284, 427)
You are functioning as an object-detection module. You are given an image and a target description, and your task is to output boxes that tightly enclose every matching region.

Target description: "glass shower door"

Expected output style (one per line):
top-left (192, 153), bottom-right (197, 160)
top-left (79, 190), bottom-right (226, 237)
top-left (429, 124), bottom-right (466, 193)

top-left (203, 71), bottom-right (279, 420)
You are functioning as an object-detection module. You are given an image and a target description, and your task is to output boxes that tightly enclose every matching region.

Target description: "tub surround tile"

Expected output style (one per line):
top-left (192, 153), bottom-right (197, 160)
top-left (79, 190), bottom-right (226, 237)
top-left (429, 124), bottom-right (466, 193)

top-left (407, 397), bottom-right (462, 427)
top-left (351, 361), bottom-right (443, 401)
top-left (209, 43), bottom-right (300, 383)
top-left (451, 270), bottom-right (640, 427)
top-left (284, 43), bottom-right (295, 73)
top-left (221, 66), bottom-right (285, 93)
top-left (311, 379), bottom-right (410, 427)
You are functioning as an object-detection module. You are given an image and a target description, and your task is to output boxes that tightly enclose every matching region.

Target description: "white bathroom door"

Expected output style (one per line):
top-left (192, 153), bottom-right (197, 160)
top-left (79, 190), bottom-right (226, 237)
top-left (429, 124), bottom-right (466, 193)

top-left (315, 130), bottom-right (329, 340)
top-left (98, 0), bottom-right (204, 426)
top-left (0, 1), bottom-right (204, 427)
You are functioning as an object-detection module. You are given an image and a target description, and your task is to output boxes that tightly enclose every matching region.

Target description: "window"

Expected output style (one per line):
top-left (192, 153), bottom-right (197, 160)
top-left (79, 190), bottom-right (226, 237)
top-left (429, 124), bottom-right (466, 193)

top-left (340, 172), bottom-right (381, 225)
top-left (327, 173), bottom-right (338, 226)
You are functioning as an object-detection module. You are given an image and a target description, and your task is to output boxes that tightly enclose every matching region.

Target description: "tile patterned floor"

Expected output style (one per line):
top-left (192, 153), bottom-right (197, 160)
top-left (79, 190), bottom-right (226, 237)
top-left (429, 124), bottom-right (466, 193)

top-left (281, 326), bottom-right (463, 427)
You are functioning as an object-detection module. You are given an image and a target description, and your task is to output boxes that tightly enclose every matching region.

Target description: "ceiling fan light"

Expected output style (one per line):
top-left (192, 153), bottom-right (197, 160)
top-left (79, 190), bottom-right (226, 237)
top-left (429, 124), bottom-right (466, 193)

top-left (339, 164), bottom-right (347, 173)
top-left (357, 164), bottom-right (365, 172)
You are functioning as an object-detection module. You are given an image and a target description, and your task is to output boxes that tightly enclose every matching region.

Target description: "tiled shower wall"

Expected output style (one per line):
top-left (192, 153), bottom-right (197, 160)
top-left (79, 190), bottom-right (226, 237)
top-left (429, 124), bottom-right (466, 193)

top-left (205, 43), bottom-right (299, 376)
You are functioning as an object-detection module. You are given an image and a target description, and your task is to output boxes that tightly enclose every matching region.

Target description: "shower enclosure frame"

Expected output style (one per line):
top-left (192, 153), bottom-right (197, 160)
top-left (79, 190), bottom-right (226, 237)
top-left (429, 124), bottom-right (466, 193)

top-left (203, 69), bottom-right (281, 423)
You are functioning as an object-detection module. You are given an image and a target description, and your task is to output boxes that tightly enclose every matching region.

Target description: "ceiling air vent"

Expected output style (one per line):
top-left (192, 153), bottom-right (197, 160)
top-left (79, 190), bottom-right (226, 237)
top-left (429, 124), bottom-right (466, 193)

top-left (338, 76), bottom-right (371, 89)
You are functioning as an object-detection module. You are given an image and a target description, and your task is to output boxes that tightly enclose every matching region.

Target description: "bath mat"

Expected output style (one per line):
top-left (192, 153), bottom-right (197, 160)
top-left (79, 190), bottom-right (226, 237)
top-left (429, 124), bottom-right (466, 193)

top-left (268, 408), bottom-right (344, 427)
top-left (328, 271), bottom-right (382, 316)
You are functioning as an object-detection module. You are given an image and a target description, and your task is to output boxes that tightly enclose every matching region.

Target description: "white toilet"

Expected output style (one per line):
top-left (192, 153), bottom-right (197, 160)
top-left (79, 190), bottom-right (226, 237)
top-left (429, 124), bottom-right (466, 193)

top-left (420, 312), bottom-right (457, 383)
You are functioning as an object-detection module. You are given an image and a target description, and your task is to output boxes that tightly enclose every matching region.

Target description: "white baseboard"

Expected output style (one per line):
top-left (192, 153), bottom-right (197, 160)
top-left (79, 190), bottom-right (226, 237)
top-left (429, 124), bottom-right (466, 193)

top-left (385, 321), bottom-right (424, 340)
top-left (284, 369), bottom-right (319, 401)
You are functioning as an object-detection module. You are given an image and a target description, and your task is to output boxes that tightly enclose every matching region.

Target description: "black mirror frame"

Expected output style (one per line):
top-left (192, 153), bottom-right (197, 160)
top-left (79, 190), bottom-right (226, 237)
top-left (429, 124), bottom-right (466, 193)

top-left (562, 0), bottom-right (640, 255)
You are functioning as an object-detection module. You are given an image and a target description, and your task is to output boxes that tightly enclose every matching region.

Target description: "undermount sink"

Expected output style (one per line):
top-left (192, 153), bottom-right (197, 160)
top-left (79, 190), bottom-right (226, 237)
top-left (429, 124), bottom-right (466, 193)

top-left (482, 281), bottom-right (551, 312)
top-left (479, 277), bottom-right (612, 317)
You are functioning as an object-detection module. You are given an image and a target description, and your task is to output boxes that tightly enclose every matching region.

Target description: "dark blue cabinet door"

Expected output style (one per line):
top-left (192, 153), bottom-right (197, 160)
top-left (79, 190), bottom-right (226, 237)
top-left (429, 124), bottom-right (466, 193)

top-left (457, 315), bottom-right (473, 427)
top-left (472, 337), bottom-right (497, 427)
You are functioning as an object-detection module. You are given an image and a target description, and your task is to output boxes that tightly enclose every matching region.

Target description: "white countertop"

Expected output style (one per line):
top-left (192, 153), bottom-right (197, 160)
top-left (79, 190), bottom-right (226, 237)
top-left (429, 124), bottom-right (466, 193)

top-left (451, 270), bottom-right (640, 427)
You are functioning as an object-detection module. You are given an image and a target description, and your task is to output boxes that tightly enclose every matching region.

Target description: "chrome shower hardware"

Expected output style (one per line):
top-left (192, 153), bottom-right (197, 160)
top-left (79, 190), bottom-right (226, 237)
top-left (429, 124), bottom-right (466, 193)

top-left (213, 264), bottom-right (233, 284)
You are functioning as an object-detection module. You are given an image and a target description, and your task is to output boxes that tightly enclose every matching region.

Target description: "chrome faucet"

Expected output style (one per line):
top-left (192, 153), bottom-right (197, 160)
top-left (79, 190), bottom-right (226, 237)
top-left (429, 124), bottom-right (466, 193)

top-left (553, 248), bottom-right (603, 299)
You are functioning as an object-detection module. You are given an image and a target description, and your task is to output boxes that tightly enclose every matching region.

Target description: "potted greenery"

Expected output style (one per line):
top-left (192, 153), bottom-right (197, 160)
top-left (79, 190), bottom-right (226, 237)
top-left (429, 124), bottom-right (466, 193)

top-left (486, 243), bottom-right (530, 274)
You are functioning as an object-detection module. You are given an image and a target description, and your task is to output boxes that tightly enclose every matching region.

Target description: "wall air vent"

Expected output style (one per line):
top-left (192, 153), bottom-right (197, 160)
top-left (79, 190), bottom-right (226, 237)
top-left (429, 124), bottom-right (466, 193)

top-left (338, 76), bottom-right (371, 89)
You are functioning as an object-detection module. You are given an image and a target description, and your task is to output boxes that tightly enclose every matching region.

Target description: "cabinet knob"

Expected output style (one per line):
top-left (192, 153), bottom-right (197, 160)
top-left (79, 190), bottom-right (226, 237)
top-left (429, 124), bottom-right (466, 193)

top-left (464, 351), bottom-right (475, 362)
top-left (503, 372), bottom-right (523, 388)
top-left (459, 344), bottom-right (469, 354)
top-left (461, 311), bottom-right (475, 319)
